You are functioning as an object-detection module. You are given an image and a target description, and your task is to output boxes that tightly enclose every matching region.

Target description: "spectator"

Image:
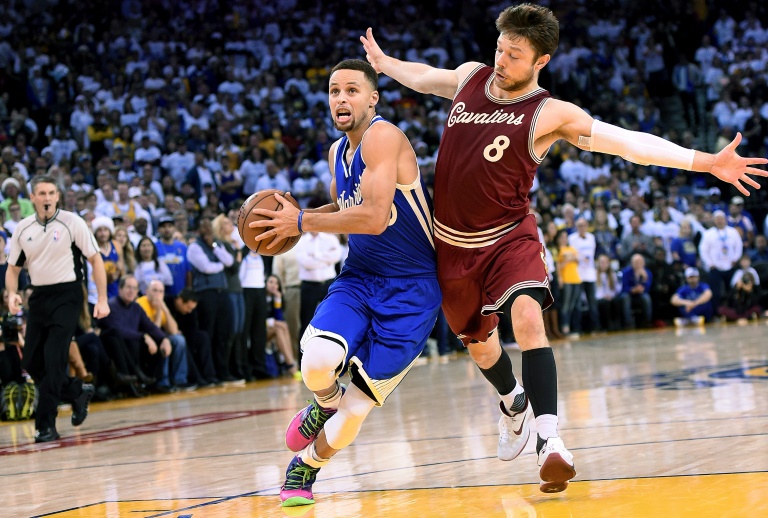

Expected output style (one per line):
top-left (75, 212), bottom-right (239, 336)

top-left (295, 231), bottom-right (342, 346)
top-left (113, 226), bottom-right (136, 275)
top-left (136, 280), bottom-right (194, 392)
top-left (265, 274), bottom-right (299, 379)
top-left (670, 219), bottom-right (699, 268)
top-left (97, 276), bottom-right (168, 394)
top-left (730, 255), bottom-right (761, 288)
top-left (718, 272), bottom-right (762, 323)
top-left (727, 196), bottom-right (755, 246)
top-left (155, 216), bottom-right (190, 297)
top-left (649, 246), bottom-right (684, 325)
top-left (595, 254), bottom-right (623, 331)
top-left (272, 245), bottom-right (302, 361)
top-left (255, 159), bottom-right (291, 193)
top-left (671, 267), bottom-right (714, 327)
top-left (187, 217), bottom-right (238, 384)
top-left (92, 216), bottom-right (124, 299)
top-left (0, 178), bottom-right (34, 219)
top-left (134, 236), bottom-right (173, 294)
top-left (699, 210), bottom-right (743, 308)
top-left (568, 218), bottom-right (600, 333)
top-left (749, 235), bottom-right (768, 264)
top-left (239, 248), bottom-right (270, 380)
top-left (620, 215), bottom-right (655, 264)
top-left (555, 229), bottom-right (581, 337)
top-left (619, 254), bottom-right (653, 329)
top-left (165, 288), bottom-right (218, 387)
top-left (212, 214), bottom-right (246, 383)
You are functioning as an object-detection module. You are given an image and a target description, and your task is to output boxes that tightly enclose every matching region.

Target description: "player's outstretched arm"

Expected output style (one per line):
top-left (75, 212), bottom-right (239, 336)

top-left (251, 126), bottom-right (400, 247)
top-left (361, 28), bottom-right (480, 100)
top-left (540, 100), bottom-right (768, 196)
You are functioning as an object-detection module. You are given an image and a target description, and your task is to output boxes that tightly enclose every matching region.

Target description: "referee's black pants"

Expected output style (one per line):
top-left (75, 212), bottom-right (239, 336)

top-left (23, 282), bottom-right (84, 432)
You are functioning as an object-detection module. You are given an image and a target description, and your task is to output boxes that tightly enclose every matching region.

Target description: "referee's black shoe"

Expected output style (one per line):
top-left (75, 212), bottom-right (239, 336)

top-left (35, 428), bottom-right (60, 443)
top-left (71, 383), bottom-right (95, 426)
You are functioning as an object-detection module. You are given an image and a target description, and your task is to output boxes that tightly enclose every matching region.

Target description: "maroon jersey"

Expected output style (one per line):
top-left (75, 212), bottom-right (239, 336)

top-left (433, 65), bottom-right (550, 248)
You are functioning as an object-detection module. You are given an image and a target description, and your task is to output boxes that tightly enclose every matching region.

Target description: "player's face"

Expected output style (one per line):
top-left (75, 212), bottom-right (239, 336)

top-left (493, 35), bottom-right (548, 93)
top-left (329, 70), bottom-right (378, 133)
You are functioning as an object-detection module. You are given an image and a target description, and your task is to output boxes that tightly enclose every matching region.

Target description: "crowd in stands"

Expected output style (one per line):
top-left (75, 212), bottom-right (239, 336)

top-left (0, 0), bottom-right (768, 406)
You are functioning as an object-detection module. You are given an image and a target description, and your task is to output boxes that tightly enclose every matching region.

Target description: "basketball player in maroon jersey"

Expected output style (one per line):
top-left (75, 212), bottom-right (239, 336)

top-left (361, 4), bottom-right (767, 493)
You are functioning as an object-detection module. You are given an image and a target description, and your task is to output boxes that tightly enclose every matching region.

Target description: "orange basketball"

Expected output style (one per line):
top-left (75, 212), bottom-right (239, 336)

top-left (238, 189), bottom-right (301, 256)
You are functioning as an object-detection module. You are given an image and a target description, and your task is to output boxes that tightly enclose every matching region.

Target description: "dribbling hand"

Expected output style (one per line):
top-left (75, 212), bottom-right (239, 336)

top-left (250, 192), bottom-right (301, 249)
top-left (710, 133), bottom-right (768, 196)
top-left (360, 28), bottom-right (387, 73)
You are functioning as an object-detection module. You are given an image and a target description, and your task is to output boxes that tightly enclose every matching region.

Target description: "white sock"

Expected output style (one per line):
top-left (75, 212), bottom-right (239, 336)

top-left (315, 381), bottom-right (342, 410)
top-left (499, 381), bottom-right (526, 413)
top-left (536, 414), bottom-right (558, 440)
top-left (300, 442), bottom-right (331, 468)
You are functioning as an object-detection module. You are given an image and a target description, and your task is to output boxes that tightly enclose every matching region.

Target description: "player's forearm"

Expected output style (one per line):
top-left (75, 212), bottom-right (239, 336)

top-left (378, 56), bottom-right (442, 95)
top-left (302, 206), bottom-right (389, 235)
top-left (303, 203), bottom-right (338, 214)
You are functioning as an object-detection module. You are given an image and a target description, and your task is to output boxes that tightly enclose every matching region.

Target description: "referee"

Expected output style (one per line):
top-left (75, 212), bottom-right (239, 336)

top-left (6, 175), bottom-right (110, 443)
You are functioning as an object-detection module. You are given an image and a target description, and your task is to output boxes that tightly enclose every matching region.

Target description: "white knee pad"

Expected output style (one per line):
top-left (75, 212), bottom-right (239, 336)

top-left (300, 335), bottom-right (347, 392)
top-left (324, 383), bottom-right (376, 450)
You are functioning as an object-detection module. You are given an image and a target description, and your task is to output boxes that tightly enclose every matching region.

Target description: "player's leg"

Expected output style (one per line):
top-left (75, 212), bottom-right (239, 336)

top-left (466, 332), bottom-right (531, 461)
top-left (510, 293), bottom-right (575, 493)
top-left (282, 382), bottom-right (376, 507)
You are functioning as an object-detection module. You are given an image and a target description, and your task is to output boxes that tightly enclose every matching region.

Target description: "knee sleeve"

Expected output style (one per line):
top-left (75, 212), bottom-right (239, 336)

top-left (300, 335), bottom-right (347, 392)
top-left (324, 383), bottom-right (376, 450)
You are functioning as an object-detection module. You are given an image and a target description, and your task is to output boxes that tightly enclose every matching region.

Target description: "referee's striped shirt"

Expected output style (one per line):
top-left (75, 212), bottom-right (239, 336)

top-left (8, 209), bottom-right (99, 286)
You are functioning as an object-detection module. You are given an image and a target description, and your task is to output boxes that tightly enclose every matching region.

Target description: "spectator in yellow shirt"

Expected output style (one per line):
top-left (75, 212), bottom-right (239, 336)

top-left (555, 230), bottom-right (582, 338)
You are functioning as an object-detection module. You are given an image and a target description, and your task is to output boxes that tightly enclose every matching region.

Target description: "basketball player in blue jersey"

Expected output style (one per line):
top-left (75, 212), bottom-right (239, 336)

top-left (250, 59), bottom-right (441, 507)
top-left (361, 3), bottom-right (767, 493)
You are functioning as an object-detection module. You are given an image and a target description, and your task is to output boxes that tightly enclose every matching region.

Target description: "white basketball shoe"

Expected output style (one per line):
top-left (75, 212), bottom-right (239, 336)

top-left (537, 436), bottom-right (576, 493)
top-left (497, 399), bottom-right (532, 461)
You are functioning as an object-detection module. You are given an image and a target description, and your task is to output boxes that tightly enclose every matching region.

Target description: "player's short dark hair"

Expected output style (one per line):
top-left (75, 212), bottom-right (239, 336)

top-left (30, 174), bottom-right (60, 194)
top-left (496, 3), bottom-right (559, 59)
top-left (331, 59), bottom-right (378, 91)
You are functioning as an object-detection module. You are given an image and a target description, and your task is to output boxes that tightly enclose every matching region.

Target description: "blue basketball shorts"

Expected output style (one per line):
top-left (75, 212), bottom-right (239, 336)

top-left (300, 267), bottom-right (441, 406)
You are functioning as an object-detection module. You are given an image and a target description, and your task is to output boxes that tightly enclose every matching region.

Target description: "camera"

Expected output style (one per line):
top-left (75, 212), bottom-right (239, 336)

top-left (1, 313), bottom-right (23, 344)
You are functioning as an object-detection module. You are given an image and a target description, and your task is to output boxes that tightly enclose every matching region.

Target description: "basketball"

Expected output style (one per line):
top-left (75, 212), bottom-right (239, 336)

top-left (238, 189), bottom-right (301, 256)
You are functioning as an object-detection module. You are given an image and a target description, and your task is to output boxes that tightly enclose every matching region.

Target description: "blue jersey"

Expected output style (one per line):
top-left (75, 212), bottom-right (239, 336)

top-left (334, 116), bottom-right (436, 278)
top-left (156, 240), bottom-right (189, 296)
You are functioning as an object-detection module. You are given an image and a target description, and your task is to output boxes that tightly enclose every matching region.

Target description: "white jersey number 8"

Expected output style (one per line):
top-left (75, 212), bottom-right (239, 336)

top-left (483, 135), bottom-right (510, 162)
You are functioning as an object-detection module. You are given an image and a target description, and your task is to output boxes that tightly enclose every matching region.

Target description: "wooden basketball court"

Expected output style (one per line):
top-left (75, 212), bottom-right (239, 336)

top-left (2, 323), bottom-right (767, 517)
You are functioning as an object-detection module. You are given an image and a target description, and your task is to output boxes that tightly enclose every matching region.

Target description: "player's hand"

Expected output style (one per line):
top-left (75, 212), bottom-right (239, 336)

top-left (360, 28), bottom-right (387, 73)
top-left (250, 192), bottom-right (301, 249)
top-left (93, 299), bottom-right (110, 319)
top-left (709, 132), bottom-right (768, 196)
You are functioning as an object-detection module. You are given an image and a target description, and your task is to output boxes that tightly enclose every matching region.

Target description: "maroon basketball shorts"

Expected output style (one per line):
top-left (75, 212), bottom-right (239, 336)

top-left (435, 214), bottom-right (553, 346)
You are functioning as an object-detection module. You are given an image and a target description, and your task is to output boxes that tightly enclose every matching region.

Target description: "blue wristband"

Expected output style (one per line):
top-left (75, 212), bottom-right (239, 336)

top-left (297, 210), bottom-right (305, 234)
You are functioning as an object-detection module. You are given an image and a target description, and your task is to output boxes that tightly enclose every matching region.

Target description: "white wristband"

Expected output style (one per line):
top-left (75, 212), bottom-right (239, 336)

top-left (587, 120), bottom-right (695, 171)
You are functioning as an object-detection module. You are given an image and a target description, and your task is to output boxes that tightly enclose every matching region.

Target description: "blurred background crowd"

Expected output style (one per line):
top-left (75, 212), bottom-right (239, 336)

top-left (0, 0), bottom-right (767, 407)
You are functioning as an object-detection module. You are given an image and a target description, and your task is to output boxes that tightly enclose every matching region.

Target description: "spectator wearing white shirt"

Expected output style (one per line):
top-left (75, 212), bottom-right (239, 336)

top-left (162, 138), bottom-right (196, 190)
top-left (730, 255), bottom-right (761, 287)
top-left (568, 218), bottom-right (601, 332)
top-left (240, 147), bottom-right (267, 194)
top-left (699, 210), bottom-right (743, 308)
top-left (238, 250), bottom-right (269, 380)
top-left (255, 159), bottom-right (291, 193)
top-left (295, 232), bottom-right (342, 345)
top-left (292, 159), bottom-right (320, 209)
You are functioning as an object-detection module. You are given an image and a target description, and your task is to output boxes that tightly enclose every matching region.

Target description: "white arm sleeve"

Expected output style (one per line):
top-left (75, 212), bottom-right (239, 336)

top-left (585, 120), bottom-right (695, 170)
